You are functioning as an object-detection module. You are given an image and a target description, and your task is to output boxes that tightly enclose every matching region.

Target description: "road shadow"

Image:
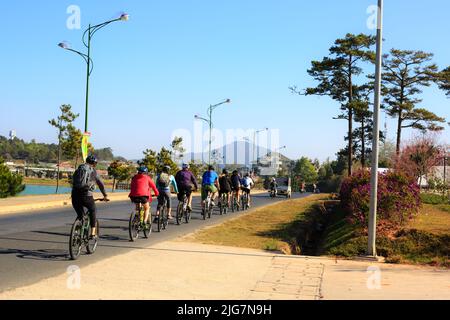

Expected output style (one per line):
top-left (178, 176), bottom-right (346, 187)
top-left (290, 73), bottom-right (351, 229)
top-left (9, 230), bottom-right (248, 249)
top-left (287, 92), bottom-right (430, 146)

top-left (99, 225), bottom-right (129, 232)
top-left (99, 218), bottom-right (129, 223)
top-left (32, 230), bottom-right (70, 237)
top-left (99, 234), bottom-right (129, 241)
top-left (0, 248), bottom-right (68, 261)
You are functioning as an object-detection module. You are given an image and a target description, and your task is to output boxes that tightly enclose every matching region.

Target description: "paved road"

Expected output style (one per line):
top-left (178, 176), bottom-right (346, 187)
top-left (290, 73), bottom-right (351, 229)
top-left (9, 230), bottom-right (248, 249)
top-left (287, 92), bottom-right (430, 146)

top-left (0, 192), bottom-right (309, 292)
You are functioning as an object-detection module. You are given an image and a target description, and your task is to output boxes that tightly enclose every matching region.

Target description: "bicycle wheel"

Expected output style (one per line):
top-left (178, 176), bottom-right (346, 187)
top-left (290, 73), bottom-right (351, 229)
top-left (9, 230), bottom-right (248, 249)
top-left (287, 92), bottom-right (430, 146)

top-left (69, 219), bottom-right (83, 260)
top-left (162, 206), bottom-right (168, 230)
top-left (129, 212), bottom-right (139, 242)
top-left (219, 196), bottom-right (224, 215)
top-left (176, 202), bottom-right (183, 225)
top-left (231, 196), bottom-right (235, 213)
top-left (185, 206), bottom-right (191, 224)
top-left (143, 210), bottom-right (152, 239)
top-left (208, 200), bottom-right (212, 219)
top-left (157, 209), bottom-right (163, 232)
top-left (86, 219), bottom-right (99, 255)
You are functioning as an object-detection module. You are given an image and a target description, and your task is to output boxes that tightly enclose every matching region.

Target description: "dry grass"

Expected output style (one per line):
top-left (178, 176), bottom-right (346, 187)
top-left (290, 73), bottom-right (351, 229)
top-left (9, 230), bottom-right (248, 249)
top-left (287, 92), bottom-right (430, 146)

top-left (409, 204), bottom-right (450, 235)
top-left (183, 194), bottom-right (326, 253)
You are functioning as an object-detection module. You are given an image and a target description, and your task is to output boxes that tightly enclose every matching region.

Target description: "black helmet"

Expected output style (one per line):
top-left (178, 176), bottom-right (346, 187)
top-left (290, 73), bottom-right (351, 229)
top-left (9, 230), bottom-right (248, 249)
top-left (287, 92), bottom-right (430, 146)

top-left (86, 155), bottom-right (98, 165)
top-left (138, 166), bottom-right (148, 173)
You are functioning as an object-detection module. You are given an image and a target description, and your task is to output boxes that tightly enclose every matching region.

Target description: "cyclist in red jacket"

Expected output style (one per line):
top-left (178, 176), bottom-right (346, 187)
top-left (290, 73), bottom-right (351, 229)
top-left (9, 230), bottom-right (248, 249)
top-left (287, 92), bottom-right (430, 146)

top-left (129, 166), bottom-right (159, 225)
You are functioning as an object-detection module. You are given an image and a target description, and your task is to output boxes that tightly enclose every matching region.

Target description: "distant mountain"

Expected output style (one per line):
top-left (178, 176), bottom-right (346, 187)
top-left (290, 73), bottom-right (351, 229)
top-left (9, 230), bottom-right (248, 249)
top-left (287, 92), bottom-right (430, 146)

top-left (180, 141), bottom-right (290, 166)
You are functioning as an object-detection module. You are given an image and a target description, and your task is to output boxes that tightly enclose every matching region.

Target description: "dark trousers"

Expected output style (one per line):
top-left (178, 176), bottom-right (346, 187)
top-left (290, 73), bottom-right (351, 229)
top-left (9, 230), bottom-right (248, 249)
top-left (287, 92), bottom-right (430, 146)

top-left (72, 192), bottom-right (97, 225)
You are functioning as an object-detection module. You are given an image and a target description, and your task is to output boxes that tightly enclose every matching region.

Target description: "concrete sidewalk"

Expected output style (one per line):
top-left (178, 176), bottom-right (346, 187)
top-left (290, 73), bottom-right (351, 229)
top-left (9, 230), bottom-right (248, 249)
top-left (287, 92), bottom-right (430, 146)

top-left (1, 240), bottom-right (448, 300)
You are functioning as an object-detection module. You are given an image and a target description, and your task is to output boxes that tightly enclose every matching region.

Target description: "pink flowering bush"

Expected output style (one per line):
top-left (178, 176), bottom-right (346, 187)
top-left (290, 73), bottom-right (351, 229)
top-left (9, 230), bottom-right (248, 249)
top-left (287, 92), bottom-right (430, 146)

top-left (339, 169), bottom-right (421, 231)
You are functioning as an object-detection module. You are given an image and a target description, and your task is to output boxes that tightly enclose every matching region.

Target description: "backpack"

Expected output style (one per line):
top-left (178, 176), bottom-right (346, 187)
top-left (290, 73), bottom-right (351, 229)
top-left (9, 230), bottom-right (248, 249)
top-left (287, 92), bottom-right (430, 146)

top-left (242, 177), bottom-right (252, 188)
top-left (72, 164), bottom-right (95, 192)
top-left (157, 173), bottom-right (171, 188)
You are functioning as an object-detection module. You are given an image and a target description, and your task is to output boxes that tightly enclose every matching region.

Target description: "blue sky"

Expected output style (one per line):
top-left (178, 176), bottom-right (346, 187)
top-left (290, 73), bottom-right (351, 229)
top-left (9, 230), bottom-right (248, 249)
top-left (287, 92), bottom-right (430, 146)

top-left (1, 0), bottom-right (449, 161)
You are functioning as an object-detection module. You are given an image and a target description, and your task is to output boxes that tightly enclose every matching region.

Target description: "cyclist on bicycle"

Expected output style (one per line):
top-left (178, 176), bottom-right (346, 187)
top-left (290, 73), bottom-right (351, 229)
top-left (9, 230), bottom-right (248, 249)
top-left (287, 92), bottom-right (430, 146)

top-left (270, 177), bottom-right (278, 194)
top-left (241, 173), bottom-right (254, 207)
top-left (230, 170), bottom-right (241, 207)
top-left (201, 165), bottom-right (219, 210)
top-left (71, 155), bottom-right (109, 240)
top-left (175, 163), bottom-right (198, 212)
top-left (219, 169), bottom-right (232, 207)
top-left (156, 165), bottom-right (179, 220)
top-left (129, 166), bottom-right (159, 225)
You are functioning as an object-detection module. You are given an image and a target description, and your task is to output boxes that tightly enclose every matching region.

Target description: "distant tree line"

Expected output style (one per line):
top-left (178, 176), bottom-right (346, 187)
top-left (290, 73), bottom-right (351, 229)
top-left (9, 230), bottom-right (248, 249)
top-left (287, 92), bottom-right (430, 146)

top-left (0, 136), bottom-right (58, 164)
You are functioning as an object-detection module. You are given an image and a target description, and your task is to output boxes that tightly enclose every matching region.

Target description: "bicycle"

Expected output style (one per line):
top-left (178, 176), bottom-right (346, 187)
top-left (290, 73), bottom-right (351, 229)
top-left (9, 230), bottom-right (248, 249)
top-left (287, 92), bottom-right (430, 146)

top-left (156, 199), bottom-right (169, 232)
top-left (69, 198), bottom-right (108, 260)
top-left (176, 190), bottom-right (192, 225)
top-left (129, 202), bottom-right (152, 242)
top-left (202, 191), bottom-right (214, 220)
top-left (241, 190), bottom-right (250, 211)
top-left (270, 188), bottom-right (278, 198)
top-left (218, 192), bottom-right (229, 215)
top-left (231, 191), bottom-right (240, 213)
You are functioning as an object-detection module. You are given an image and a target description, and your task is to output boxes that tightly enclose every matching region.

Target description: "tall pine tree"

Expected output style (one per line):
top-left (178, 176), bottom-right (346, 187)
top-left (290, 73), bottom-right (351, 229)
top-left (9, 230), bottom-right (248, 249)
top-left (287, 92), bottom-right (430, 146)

top-left (382, 49), bottom-right (445, 154)
top-left (291, 33), bottom-right (376, 176)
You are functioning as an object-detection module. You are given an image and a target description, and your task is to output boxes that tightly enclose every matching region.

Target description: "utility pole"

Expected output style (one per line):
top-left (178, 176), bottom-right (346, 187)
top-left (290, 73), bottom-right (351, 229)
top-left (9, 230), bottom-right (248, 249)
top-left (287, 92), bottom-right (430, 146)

top-left (368, 0), bottom-right (384, 257)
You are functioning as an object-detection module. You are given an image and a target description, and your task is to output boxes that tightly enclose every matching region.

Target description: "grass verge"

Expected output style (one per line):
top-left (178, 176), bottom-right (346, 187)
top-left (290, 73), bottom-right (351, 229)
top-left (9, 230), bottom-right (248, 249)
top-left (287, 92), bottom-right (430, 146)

top-left (183, 194), bottom-right (327, 254)
top-left (319, 203), bottom-right (450, 268)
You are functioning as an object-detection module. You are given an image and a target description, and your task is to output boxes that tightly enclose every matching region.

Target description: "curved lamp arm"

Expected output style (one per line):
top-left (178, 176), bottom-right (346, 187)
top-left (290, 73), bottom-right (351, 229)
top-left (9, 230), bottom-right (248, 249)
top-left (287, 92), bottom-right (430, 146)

top-left (82, 14), bottom-right (129, 48)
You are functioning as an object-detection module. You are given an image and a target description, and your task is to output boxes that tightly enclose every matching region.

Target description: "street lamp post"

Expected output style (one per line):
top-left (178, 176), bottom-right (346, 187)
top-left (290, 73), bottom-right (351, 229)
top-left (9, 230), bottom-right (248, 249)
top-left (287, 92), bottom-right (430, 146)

top-left (368, 0), bottom-right (383, 258)
top-left (59, 13), bottom-right (129, 134)
top-left (253, 128), bottom-right (268, 172)
top-left (195, 99), bottom-right (231, 166)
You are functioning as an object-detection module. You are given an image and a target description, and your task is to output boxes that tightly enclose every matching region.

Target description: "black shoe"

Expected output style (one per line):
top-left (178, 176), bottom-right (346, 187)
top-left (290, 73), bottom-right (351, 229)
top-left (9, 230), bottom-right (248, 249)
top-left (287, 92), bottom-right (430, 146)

top-left (153, 217), bottom-right (159, 223)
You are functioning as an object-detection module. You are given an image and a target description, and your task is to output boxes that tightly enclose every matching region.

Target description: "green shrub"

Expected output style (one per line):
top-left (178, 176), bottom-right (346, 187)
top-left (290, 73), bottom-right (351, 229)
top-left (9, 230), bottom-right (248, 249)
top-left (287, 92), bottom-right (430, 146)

top-left (339, 169), bottom-right (421, 229)
top-left (318, 175), bottom-right (343, 193)
top-left (0, 158), bottom-right (25, 198)
top-left (420, 193), bottom-right (449, 205)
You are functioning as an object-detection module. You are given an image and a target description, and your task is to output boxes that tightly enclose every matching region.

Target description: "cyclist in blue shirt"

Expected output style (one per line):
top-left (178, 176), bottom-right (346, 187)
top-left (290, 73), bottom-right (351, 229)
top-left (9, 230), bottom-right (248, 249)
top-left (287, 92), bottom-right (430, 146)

top-left (201, 165), bottom-right (220, 209)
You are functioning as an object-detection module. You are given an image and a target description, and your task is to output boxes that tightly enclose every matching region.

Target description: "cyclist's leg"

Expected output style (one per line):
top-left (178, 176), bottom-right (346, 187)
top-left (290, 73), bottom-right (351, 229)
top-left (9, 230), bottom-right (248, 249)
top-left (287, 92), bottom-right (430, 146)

top-left (185, 186), bottom-right (193, 210)
top-left (248, 188), bottom-right (252, 206)
top-left (156, 193), bottom-right (164, 217)
top-left (201, 186), bottom-right (207, 209)
top-left (234, 188), bottom-right (240, 205)
top-left (211, 185), bottom-right (218, 204)
top-left (71, 193), bottom-right (85, 221)
top-left (166, 191), bottom-right (173, 219)
top-left (143, 199), bottom-right (150, 223)
top-left (83, 195), bottom-right (97, 236)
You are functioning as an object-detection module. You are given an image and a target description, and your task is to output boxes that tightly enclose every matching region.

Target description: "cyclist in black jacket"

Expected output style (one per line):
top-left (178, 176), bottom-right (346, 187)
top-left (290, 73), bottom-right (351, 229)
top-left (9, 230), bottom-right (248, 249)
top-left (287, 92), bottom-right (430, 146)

top-left (71, 155), bottom-right (109, 239)
top-left (219, 169), bottom-right (232, 207)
